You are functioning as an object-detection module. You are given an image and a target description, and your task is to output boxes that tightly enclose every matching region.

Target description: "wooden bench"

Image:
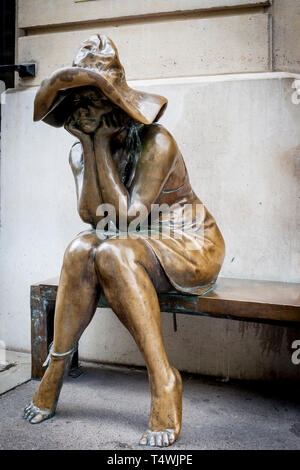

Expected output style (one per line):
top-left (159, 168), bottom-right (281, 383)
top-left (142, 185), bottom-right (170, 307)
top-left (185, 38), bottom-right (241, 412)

top-left (30, 277), bottom-right (300, 379)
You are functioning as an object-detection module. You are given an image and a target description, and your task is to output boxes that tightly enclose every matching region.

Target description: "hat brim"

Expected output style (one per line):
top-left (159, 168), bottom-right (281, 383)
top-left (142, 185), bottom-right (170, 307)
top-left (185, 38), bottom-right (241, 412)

top-left (34, 67), bottom-right (167, 127)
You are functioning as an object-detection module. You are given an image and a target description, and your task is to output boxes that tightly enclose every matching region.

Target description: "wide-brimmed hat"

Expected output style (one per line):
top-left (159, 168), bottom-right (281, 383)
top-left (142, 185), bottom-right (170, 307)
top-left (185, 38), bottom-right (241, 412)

top-left (33, 34), bottom-right (168, 127)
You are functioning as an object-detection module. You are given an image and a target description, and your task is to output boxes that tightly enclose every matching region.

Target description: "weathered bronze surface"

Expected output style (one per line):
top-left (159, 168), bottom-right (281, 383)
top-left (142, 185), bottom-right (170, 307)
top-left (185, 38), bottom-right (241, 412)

top-left (24, 34), bottom-right (225, 447)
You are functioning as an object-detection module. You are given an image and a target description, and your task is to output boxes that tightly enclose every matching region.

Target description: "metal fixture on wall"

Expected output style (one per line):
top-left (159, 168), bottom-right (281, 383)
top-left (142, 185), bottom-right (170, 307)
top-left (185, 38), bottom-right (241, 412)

top-left (0, 63), bottom-right (36, 80)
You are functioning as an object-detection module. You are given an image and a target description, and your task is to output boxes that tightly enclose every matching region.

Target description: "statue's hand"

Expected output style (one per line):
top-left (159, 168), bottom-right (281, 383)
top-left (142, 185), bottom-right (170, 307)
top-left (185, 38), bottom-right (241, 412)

top-left (64, 116), bottom-right (89, 142)
top-left (94, 112), bottom-right (123, 142)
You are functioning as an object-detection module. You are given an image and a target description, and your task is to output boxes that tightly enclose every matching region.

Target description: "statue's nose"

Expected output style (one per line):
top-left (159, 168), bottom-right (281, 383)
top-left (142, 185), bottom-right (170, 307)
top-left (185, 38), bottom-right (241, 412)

top-left (78, 106), bottom-right (89, 116)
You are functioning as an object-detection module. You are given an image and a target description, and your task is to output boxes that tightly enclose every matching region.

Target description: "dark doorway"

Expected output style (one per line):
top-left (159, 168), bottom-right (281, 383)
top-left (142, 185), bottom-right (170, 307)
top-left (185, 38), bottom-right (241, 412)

top-left (0, 0), bottom-right (16, 89)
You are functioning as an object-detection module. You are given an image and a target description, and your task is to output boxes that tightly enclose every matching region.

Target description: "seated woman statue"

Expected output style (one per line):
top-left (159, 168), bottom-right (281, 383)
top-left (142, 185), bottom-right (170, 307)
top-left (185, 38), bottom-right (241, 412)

top-left (24, 34), bottom-right (225, 447)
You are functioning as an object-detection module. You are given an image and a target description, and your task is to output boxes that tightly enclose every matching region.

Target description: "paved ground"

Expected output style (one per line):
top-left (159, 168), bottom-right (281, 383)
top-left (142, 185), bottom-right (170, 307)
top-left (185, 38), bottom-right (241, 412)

top-left (0, 351), bottom-right (31, 395)
top-left (0, 362), bottom-right (300, 450)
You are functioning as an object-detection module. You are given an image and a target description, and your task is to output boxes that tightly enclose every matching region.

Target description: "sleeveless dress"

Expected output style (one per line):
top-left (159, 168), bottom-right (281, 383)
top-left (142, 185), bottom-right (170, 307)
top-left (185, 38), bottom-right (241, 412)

top-left (134, 168), bottom-right (225, 296)
top-left (69, 136), bottom-right (225, 297)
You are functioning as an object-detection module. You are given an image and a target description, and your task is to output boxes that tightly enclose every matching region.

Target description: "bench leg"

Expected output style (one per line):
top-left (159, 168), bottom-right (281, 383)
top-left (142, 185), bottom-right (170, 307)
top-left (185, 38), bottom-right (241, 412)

top-left (30, 285), bottom-right (50, 379)
top-left (30, 285), bottom-right (79, 379)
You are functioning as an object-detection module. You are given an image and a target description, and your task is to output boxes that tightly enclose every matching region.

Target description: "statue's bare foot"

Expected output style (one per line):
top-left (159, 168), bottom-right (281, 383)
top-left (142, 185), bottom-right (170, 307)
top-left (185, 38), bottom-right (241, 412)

top-left (24, 380), bottom-right (58, 424)
top-left (140, 368), bottom-right (182, 447)
top-left (24, 359), bottom-right (66, 424)
top-left (24, 402), bottom-right (54, 424)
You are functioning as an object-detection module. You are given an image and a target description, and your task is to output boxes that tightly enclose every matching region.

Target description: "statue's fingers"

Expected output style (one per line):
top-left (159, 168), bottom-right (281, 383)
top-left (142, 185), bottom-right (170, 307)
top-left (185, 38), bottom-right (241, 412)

top-left (109, 113), bottom-right (116, 127)
top-left (66, 114), bottom-right (75, 129)
top-left (64, 116), bottom-right (71, 129)
top-left (106, 114), bottom-right (113, 127)
top-left (112, 113), bottom-right (119, 127)
top-left (101, 115), bottom-right (108, 128)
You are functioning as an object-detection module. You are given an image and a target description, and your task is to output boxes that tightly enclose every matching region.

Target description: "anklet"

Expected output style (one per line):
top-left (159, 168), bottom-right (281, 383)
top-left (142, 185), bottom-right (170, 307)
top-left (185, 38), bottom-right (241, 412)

top-left (43, 343), bottom-right (78, 367)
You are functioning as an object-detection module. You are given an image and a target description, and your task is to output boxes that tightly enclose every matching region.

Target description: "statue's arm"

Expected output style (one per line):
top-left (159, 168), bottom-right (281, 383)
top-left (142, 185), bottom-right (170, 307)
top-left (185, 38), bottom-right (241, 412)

top-left (69, 140), bottom-right (102, 226)
top-left (69, 141), bottom-right (84, 202)
top-left (94, 124), bottom-right (177, 224)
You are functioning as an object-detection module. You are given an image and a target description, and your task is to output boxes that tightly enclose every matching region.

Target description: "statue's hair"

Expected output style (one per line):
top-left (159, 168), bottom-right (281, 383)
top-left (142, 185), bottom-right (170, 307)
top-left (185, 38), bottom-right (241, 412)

top-left (98, 105), bottom-right (144, 188)
top-left (123, 120), bottom-right (144, 187)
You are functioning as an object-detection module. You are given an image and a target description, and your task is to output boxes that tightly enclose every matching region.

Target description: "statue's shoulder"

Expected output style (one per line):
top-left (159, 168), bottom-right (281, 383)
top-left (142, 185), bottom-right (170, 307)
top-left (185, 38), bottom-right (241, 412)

top-left (69, 141), bottom-right (83, 172)
top-left (143, 123), bottom-right (173, 140)
top-left (142, 123), bottom-right (178, 159)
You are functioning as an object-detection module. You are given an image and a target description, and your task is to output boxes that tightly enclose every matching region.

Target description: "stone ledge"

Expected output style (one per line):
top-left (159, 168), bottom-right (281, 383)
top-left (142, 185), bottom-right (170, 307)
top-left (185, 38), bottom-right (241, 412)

top-left (19, 0), bottom-right (272, 29)
top-left (129, 71), bottom-right (300, 87)
top-left (7, 71), bottom-right (300, 95)
top-left (18, 13), bottom-right (271, 86)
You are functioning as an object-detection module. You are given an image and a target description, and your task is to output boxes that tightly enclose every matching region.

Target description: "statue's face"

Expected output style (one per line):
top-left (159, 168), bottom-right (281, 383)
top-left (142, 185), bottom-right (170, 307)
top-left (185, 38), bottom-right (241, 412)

top-left (70, 87), bottom-right (114, 133)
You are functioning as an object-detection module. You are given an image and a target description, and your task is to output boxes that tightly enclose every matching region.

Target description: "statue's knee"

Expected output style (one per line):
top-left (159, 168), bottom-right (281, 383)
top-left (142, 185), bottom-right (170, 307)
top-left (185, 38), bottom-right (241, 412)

top-left (95, 240), bottom-right (135, 280)
top-left (63, 235), bottom-right (97, 271)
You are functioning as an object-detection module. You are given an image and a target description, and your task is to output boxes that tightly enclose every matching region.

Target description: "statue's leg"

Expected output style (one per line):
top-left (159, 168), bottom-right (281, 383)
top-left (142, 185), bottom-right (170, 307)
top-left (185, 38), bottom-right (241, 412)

top-left (95, 238), bottom-right (182, 447)
top-left (24, 232), bottom-right (101, 424)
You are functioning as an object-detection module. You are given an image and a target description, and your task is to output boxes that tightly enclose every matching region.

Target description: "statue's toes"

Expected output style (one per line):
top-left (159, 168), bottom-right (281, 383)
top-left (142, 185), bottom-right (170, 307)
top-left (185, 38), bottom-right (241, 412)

top-left (27, 411), bottom-right (36, 422)
top-left (162, 431), bottom-right (170, 447)
top-left (156, 432), bottom-right (163, 447)
top-left (167, 430), bottom-right (176, 445)
top-left (24, 403), bottom-right (33, 419)
top-left (30, 413), bottom-right (45, 424)
top-left (149, 433), bottom-right (156, 446)
top-left (139, 430), bottom-right (149, 445)
top-left (139, 429), bottom-right (176, 447)
top-left (139, 429), bottom-right (155, 446)
top-left (23, 402), bottom-right (53, 424)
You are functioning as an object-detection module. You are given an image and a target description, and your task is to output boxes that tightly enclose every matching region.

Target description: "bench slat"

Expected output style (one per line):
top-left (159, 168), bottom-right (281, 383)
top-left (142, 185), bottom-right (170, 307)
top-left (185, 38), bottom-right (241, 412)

top-left (30, 277), bottom-right (300, 378)
top-left (36, 277), bottom-right (300, 324)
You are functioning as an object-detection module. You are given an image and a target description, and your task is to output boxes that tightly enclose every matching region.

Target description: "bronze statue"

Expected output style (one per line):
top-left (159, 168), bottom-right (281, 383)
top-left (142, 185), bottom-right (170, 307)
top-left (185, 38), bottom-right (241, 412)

top-left (24, 34), bottom-right (225, 447)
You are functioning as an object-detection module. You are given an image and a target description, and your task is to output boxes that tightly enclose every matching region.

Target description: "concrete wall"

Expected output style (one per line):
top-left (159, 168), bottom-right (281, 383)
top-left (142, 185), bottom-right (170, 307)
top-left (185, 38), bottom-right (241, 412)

top-left (272, 0), bottom-right (300, 73)
top-left (1, 74), bottom-right (300, 380)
